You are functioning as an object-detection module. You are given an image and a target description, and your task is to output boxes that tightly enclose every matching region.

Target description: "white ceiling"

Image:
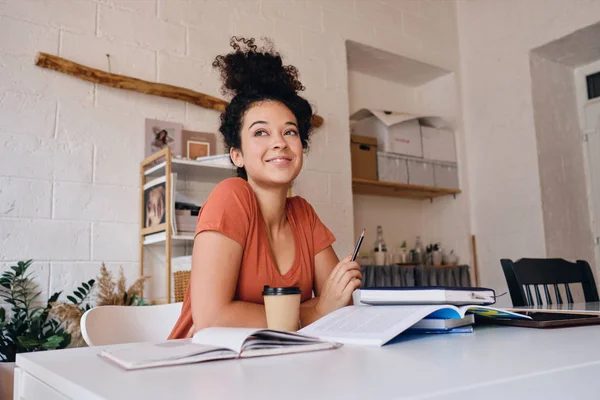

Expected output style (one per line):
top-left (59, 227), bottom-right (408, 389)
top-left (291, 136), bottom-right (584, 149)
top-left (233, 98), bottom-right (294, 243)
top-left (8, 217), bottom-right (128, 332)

top-left (532, 21), bottom-right (600, 67)
top-left (345, 40), bottom-right (451, 87)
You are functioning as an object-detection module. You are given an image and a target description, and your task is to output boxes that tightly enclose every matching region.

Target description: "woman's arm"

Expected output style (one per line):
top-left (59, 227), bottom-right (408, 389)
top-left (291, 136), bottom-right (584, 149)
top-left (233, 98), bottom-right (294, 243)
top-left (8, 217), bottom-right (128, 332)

top-left (299, 246), bottom-right (362, 327)
top-left (189, 231), bottom-right (267, 334)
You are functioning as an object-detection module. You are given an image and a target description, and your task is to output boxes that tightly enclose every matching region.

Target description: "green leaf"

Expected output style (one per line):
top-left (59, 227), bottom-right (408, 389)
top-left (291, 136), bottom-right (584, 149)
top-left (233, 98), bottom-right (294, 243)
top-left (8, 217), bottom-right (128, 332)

top-left (88, 279), bottom-right (95, 286)
top-left (74, 291), bottom-right (83, 300)
top-left (67, 295), bottom-right (77, 304)
top-left (45, 335), bottom-right (65, 345)
top-left (82, 282), bottom-right (90, 290)
top-left (41, 341), bottom-right (60, 350)
top-left (48, 291), bottom-right (61, 303)
top-left (18, 336), bottom-right (41, 348)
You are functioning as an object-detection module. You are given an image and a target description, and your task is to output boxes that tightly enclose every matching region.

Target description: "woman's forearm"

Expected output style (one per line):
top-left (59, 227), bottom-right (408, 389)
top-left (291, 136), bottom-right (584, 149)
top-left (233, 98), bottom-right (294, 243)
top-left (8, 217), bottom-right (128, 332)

top-left (197, 301), bottom-right (268, 330)
top-left (300, 296), bottom-right (323, 327)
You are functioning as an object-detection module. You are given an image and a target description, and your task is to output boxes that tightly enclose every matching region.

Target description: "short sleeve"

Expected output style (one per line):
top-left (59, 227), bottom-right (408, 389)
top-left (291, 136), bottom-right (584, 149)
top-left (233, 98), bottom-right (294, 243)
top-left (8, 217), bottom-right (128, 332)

top-left (293, 197), bottom-right (336, 255)
top-left (194, 178), bottom-right (254, 247)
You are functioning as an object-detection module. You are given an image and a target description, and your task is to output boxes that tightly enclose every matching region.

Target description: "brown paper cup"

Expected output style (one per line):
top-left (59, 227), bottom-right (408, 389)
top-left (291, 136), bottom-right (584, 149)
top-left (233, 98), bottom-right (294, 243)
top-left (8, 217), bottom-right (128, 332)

top-left (262, 286), bottom-right (301, 331)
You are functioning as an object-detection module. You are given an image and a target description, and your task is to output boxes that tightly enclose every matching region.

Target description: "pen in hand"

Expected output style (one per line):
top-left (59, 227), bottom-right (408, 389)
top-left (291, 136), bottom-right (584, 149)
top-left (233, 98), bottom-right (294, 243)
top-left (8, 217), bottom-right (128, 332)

top-left (351, 229), bottom-right (365, 262)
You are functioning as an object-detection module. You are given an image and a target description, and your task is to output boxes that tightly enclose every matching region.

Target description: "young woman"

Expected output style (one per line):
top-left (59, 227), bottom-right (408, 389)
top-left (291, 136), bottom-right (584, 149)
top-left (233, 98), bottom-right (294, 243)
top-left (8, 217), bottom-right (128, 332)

top-left (168, 37), bottom-right (361, 339)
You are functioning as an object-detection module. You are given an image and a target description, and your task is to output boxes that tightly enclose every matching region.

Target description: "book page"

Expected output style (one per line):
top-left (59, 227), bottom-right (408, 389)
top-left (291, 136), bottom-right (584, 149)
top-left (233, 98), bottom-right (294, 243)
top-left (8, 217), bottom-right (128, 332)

top-left (192, 327), bottom-right (264, 353)
top-left (299, 305), bottom-right (461, 346)
top-left (192, 327), bottom-right (330, 353)
top-left (99, 340), bottom-right (235, 370)
top-left (240, 342), bottom-right (339, 359)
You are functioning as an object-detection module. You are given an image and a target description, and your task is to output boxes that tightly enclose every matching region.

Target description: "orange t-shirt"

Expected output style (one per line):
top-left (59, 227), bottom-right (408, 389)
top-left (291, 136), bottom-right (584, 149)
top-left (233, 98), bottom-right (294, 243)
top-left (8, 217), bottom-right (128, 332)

top-left (168, 178), bottom-right (335, 339)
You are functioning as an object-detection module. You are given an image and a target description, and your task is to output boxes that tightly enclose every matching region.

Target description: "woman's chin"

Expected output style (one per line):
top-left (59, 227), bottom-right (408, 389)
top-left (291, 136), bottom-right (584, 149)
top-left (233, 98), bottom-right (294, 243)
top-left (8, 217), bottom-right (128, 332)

top-left (253, 170), bottom-right (299, 187)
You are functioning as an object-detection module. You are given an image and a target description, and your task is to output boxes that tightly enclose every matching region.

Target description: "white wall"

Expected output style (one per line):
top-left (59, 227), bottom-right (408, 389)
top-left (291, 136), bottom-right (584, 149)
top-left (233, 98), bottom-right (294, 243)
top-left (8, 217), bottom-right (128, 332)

top-left (0, 0), bottom-right (460, 301)
top-left (457, 0), bottom-right (600, 304)
top-left (348, 69), bottom-right (472, 269)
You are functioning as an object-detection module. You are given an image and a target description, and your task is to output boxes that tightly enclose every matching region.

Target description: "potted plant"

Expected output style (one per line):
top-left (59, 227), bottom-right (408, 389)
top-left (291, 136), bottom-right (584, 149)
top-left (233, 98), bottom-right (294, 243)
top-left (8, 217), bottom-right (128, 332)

top-left (0, 260), bottom-right (73, 399)
top-left (50, 263), bottom-right (149, 347)
top-left (425, 243), bottom-right (442, 266)
top-left (0, 260), bottom-right (149, 398)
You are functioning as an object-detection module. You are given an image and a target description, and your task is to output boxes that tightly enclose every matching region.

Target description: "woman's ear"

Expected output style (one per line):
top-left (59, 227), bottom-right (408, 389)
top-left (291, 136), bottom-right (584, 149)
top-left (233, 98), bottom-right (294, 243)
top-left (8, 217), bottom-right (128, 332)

top-left (230, 148), bottom-right (243, 168)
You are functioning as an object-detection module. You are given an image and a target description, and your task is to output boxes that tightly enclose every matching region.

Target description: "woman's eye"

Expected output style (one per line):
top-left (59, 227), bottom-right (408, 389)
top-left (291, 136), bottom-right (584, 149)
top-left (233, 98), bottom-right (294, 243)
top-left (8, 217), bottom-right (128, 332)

top-left (254, 130), bottom-right (268, 137)
top-left (284, 130), bottom-right (299, 136)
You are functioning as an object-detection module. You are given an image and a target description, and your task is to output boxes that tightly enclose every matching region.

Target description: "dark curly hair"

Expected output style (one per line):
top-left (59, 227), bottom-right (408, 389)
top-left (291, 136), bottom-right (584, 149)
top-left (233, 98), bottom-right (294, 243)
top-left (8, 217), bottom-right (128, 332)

top-left (212, 36), bottom-right (314, 180)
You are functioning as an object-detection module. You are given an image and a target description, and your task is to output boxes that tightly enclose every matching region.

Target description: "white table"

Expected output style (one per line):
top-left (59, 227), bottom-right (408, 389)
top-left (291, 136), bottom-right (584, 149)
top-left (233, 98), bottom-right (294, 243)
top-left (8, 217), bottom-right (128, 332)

top-left (14, 324), bottom-right (600, 400)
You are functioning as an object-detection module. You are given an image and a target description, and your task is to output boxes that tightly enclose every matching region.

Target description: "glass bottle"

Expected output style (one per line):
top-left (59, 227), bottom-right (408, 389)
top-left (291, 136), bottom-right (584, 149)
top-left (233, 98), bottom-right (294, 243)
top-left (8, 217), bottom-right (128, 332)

top-left (373, 225), bottom-right (387, 265)
top-left (413, 235), bottom-right (424, 265)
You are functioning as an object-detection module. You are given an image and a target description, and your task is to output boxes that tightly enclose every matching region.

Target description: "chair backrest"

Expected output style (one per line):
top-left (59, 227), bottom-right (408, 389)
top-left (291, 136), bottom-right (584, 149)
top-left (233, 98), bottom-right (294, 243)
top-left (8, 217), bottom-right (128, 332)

top-left (501, 258), bottom-right (600, 307)
top-left (80, 302), bottom-right (183, 346)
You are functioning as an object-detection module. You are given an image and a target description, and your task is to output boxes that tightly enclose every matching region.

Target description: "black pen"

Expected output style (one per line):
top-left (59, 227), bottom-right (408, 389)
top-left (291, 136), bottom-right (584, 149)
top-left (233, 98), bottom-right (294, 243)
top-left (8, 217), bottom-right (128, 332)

top-left (351, 229), bottom-right (365, 261)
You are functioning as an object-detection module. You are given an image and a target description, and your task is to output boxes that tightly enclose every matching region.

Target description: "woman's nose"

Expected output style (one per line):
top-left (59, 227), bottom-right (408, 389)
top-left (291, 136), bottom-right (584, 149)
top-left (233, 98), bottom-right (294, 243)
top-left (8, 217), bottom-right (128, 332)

top-left (271, 132), bottom-right (288, 149)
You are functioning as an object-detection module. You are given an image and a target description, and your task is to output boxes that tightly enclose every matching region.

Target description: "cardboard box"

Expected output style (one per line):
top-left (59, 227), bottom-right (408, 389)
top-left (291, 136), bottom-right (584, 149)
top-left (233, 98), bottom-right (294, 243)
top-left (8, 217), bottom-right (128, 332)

top-left (377, 152), bottom-right (408, 184)
top-left (351, 135), bottom-right (378, 180)
top-left (350, 109), bottom-right (423, 158)
top-left (421, 126), bottom-right (457, 163)
top-left (433, 162), bottom-right (459, 190)
top-left (407, 159), bottom-right (435, 187)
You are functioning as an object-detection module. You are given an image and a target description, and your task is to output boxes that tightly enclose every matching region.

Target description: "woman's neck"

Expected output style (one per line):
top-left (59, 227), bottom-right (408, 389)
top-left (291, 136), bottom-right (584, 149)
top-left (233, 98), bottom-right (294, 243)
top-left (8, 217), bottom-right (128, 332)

top-left (247, 180), bottom-right (289, 234)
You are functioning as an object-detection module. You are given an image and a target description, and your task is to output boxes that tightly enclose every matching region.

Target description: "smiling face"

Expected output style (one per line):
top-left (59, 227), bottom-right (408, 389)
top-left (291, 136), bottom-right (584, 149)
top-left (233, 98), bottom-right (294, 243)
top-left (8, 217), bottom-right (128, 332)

top-left (230, 100), bottom-right (304, 188)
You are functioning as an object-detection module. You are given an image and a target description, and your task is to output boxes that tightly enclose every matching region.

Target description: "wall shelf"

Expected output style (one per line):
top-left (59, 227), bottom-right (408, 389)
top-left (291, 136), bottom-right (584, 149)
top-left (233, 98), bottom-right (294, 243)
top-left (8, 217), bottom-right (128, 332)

top-left (352, 178), bottom-right (460, 200)
top-left (145, 157), bottom-right (235, 183)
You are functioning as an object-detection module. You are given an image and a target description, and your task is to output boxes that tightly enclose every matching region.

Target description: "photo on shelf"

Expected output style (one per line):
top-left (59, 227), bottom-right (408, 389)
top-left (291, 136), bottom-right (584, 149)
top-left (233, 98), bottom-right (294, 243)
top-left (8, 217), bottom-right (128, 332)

top-left (145, 118), bottom-right (184, 160)
top-left (182, 130), bottom-right (217, 160)
top-left (144, 176), bottom-right (167, 228)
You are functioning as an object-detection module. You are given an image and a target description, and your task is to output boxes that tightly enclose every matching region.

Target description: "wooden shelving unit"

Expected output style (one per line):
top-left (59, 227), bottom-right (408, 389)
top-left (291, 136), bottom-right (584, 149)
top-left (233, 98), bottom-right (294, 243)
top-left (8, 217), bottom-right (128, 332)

top-left (352, 178), bottom-right (460, 200)
top-left (139, 148), bottom-right (235, 303)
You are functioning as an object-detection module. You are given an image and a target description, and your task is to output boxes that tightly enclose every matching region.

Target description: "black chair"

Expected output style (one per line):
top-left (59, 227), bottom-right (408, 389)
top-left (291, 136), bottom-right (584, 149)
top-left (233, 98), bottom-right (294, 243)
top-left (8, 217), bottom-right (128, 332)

top-left (501, 258), bottom-right (600, 306)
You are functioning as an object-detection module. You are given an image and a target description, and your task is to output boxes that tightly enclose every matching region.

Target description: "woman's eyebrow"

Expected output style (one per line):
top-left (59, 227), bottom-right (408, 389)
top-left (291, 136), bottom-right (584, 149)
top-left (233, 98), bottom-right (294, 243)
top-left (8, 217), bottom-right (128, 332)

top-left (249, 120), bottom-right (268, 129)
top-left (286, 122), bottom-right (298, 128)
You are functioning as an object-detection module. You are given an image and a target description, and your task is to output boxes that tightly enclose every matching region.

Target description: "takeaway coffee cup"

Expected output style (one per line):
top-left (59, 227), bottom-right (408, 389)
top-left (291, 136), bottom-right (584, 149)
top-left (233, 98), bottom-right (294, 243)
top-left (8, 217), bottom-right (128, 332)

top-left (262, 286), bottom-right (301, 331)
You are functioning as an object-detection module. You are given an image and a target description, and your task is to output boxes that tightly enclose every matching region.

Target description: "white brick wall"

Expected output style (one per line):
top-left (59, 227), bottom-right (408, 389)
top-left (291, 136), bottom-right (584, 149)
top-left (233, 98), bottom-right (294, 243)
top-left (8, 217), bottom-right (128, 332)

top-left (0, 92), bottom-right (57, 136)
top-left (0, 0), bottom-right (460, 301)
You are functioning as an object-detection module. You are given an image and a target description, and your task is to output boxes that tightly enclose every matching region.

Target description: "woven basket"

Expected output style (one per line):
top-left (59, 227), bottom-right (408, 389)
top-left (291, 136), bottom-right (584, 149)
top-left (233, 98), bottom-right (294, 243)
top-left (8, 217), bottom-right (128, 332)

top-left (173, 270), bottom-right (191, 303)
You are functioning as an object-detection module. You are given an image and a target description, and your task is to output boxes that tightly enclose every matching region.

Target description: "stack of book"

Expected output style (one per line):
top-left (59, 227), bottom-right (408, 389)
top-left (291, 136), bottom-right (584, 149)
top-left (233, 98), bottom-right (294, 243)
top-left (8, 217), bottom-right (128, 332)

top-left (353, 286), bottom-right (512, 334)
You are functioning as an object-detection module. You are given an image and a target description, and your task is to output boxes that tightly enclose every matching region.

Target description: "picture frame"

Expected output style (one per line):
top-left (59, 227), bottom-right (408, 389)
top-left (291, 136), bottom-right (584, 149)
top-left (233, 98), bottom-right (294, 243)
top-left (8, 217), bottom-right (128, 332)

top-left (143, 176), bottom-right (167, 229)
top-left (181, 130), bottom-right (217, 160)
top-left (144, 118), bottom-right (184, 158)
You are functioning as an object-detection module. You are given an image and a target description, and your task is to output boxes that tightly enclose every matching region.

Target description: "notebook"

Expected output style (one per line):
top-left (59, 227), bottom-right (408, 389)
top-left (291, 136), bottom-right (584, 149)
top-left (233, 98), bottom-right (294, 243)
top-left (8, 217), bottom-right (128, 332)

top-left (410, 314), bottom-right (475, 331)
top-left (100, 327), bottom-right (340, 370)
top-left (298, 304), bottom-right (529, 347)
top-left (357, 286), bottom-right (496, 306)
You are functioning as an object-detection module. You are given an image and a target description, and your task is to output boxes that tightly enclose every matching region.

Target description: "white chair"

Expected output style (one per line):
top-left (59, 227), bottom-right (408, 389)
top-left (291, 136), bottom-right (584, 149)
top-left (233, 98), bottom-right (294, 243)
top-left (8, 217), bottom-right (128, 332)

top-left (80, 302), bottom-right (183, 346)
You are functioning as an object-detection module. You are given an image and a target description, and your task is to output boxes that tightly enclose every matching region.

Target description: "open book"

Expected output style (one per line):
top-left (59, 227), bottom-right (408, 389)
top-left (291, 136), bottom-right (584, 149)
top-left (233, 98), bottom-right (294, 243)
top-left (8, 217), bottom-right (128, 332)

top-left (298, 304), bottom-right (530, 347)
top-left (100, 327), bottom-right (340, 370)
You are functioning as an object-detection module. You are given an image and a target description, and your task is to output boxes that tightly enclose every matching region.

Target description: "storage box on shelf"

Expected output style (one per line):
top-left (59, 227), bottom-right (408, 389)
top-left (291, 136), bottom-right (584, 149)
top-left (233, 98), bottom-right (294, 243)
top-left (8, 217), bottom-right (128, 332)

top-left (350, 135), bottom-right (378, 181)
top-left (421, 125), bottom-right (457, 163)
top-left (350, 109), bottom-right (461, 200)
top-left (139, 147), bottom-right (235, 303)
top-left (377, 152), bottom-right (408, 184)
top-left (433, 162), bottom-right (459, 190)
top-left (351, 109), bottom-right (423, 157)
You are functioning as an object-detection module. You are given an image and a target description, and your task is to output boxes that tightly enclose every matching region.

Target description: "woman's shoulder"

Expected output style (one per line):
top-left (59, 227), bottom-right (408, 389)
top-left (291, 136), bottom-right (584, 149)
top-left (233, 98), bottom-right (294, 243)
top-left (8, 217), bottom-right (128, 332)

top-left (287, 195), bottom-right (316, 217)
top-left (206, 178), bottom-right (256, 209)
top-left (211, 177), bottom-right (253, 197)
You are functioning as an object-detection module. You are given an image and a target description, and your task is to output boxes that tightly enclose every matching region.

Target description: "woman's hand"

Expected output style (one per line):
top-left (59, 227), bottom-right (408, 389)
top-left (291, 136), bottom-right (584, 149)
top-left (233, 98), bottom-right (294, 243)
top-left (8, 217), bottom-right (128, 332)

top-left (315, 255), bottom-right (362, 317)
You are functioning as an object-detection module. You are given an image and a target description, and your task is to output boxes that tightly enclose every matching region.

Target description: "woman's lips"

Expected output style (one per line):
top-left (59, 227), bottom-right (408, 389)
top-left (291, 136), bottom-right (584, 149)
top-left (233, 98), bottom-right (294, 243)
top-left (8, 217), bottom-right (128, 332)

top-left (265, 157), bottom-right (292, 165)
